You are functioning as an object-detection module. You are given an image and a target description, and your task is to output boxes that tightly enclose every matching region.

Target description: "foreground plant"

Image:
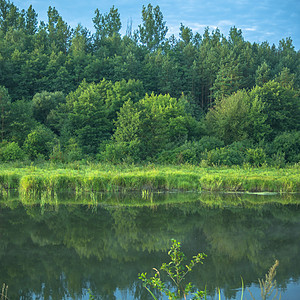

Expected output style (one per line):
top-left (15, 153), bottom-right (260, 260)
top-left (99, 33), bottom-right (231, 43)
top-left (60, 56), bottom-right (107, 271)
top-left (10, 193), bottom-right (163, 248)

top-left (0, 284), bottom-right (8, 300)
top-left (139, 239), bottom-right (207, 299)
top-left (248, 260), bottom-right (281, 300)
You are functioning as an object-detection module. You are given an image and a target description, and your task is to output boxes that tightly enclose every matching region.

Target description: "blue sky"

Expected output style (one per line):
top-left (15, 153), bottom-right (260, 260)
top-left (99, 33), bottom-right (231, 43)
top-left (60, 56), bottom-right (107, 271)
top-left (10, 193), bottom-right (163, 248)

top-left (12, 0), bottom-right (300, 49)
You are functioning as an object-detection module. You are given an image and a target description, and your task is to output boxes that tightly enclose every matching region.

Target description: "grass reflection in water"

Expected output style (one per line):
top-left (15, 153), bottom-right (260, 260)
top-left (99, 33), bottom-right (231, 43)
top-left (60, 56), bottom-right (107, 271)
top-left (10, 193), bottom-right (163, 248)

top-left (0, 192), bottom-right (299, 299)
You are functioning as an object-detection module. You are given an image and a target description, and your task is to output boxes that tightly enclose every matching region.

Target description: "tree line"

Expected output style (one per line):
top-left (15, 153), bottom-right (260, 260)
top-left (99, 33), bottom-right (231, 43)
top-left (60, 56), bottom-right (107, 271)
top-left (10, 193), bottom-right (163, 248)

top-left (0, 0), bottom-right (299, 165)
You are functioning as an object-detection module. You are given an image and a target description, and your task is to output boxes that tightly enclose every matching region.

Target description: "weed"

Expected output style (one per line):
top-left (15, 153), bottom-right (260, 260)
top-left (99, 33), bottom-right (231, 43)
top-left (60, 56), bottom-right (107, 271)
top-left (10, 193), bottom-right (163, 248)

top-left (248, 260), bottom-right (281, 300)
top-left (139, 239), bottom-right (207, 299)
top-left (0, 284), bottom-right (8, 300)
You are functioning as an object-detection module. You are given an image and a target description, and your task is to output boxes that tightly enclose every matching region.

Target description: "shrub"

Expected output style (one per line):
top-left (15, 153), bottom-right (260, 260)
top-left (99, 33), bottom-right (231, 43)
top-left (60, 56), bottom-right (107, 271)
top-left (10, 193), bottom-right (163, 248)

top-left (245, 148), bottom-right (267, 167)
top-left (271, 131), bottom-right (300, 163)
top-left (156, 137), bottom-right (224, 165)
top-left (206, 146), bottom-right (245, 166)
top-left (63, 138), bottom-right (83, 162)
top-left (101, 139), bottom-right (141, 164)
top-left (49, 143), bottom-right (64, 163)
top-left (205, 90), bottom-right (251, 144)
top-left (23, 125), bottom-right (57, 160)
top-left (0, 141), bottom-right (25, 162)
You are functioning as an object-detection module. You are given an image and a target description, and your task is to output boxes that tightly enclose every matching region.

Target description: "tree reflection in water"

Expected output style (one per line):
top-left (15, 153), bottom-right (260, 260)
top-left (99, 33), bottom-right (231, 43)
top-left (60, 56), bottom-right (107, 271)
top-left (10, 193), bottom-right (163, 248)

top-left (0, 192), bottom-right (299, 299)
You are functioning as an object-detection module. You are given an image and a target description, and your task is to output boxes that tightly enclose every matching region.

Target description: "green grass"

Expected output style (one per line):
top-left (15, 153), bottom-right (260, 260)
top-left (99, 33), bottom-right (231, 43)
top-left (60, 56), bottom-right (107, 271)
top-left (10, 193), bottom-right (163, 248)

top-left (0, 162), bottom-right (299, 196)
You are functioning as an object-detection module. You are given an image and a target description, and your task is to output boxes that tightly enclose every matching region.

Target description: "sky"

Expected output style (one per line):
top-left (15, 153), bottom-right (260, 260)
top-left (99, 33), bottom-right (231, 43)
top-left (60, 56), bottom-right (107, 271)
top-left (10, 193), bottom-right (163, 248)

top-left (12, 0), bottom-right (300, 50)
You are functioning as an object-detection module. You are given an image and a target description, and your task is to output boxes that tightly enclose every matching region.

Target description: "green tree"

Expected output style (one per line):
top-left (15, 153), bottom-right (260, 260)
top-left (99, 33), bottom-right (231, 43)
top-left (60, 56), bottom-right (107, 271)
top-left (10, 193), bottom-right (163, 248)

top-left (113, 93), bottom-right (196, 160)
top-left (65, 80), bottom-right (111, 155)
top-left (7, 99), bottom-right (37, 145)
top-left (93, 5), bottom-right (121, 43)
top-left (25, 4), bottom-right (38, 35)
top-left (211, 62), bottom-right (242, 101)
top-left (23, 124), bottom-right (56, 160)
top-left (255, 61), bottom-right (271, 86)
top-left (103, 100), bottom-right (142, 163)
top-left (249, 80), bottom-right (300, 140)
top-left (0, 141), bottom-right (25, 161)
top-left (136, 4), bottom-right (168, 51)
top-left (205, 90), bottom-right (250, 145)
top-left (0, 85), bottom-right (10, 141)
top-left (179, 23), bottom-right (193, 44)
top-left (270, 131), bottom-right (300, 163)
top-left (32, 91), bottom-right (65, 125)
top-left (65, 79), bottom-right (142, 156)
top-left (0, 0), bottom-right (20, 34)
top-left (47, 6), bottom-right (71, 54)
top-left (275, 67), bottom-right (295, 88)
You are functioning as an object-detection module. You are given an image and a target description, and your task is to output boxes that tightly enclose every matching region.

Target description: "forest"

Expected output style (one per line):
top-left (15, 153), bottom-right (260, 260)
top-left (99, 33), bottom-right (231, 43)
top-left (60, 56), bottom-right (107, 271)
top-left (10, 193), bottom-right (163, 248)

top-left (0, 0), bottom-right (299, 166)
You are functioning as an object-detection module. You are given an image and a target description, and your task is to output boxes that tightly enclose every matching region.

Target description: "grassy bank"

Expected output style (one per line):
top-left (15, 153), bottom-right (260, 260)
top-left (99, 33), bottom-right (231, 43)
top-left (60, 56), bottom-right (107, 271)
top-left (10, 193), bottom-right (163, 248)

top-left (0, 163), bottom-right (299, 195)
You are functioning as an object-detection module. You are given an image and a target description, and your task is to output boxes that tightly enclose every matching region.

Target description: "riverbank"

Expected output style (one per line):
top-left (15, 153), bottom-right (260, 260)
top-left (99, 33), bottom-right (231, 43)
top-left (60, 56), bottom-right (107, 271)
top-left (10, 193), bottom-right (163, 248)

top-left (0, 163), bottom-right (299, 195)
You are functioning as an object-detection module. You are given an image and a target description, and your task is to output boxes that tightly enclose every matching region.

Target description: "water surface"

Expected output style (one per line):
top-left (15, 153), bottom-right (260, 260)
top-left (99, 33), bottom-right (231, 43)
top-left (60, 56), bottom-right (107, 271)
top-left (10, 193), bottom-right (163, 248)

top-left (0, 192), bottom-right (299, 299)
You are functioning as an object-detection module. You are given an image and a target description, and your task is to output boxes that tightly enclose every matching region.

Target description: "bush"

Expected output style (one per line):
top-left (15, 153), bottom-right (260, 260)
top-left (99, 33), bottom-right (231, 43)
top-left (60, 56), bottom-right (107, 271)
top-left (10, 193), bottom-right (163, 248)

top-left (205, 90), bottom-right (251, 144)
top-left (245, 148), bottom-right (267, 167)
top-left (101, 139), bottom-right (141, 164)
top-left (63, 138), bottom-right (83, 162)
top-left (268, 151), bottom-right (286, 168)
top-left (156, 136), bottom-right (224, 165)
top-left (49, 143), bottom-right (64, 163)
top-left (23, 125), bottom-right (57, 160)
top-left (271, 131), bottom-right (300, 163)
top-left (206, 146), bottom-right (245, 166)
top-left (0, 141), bottom-right (25, 162)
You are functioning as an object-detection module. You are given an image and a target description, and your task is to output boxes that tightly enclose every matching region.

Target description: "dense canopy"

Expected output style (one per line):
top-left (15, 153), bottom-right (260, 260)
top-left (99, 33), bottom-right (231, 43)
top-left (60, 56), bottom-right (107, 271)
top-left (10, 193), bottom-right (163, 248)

top-left (0, 0), bottom-right (299, 166)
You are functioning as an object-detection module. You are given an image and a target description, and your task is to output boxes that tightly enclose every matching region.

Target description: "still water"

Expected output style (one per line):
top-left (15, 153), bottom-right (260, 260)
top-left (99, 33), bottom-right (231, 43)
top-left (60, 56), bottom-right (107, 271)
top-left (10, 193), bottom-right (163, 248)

top-left (0, 192), bottom-right (299, 299)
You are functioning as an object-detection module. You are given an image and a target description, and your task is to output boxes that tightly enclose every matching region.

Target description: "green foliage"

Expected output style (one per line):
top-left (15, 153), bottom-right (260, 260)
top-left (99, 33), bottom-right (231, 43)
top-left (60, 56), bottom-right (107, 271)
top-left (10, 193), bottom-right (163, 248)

top-left (63, 138), bottom-right (83, 162)
top-left (0, 1), bottom-right (299, 163)
top-left (205, 90), bottom-right (250, 144)
top-left (275, 67), bottom-right (295, 88)
top-left (65, 79), bottom-right (144, 155)
top-left (212, 63), bottom-right (243, 101)
top-left (179, 23), bottom-right (193, 44)
top-left (249, 81), bottom-right (300, 140)
top-left (206, 146), bottom-right (245, 166)
top-left (93, 5), bottom-right (121, 42)
top-left (1, 164), bottom-right (299, 194)
top-left (136, 3), bottom-right (168, 51)
top-left (255, 62), bottom-right (271, 86)
top-left (101, 139), bottom-right (141, 164)
top-left (111, 93), bottom-right (197, 161)
top-left (0, 141), bottom-right (25, 161)
top-left (157, 136), bottom-right (224, 165)
top-left (49, 142), bottom-right (64, 163)
top-left (270, 131), bottom-right (300, 163)
top-left (23, 125), bottom-right (56, 160)
top-left (32, 91), bottom-right (65, 125)
top-left (203, 142), bottom-right (267, 167)
top-left (6, 99), bottom-right (37, 145)
top-left (245, 148), bottom-right (267, 167)
top-left (139, 239), bottom-right (206, 299)
top-left (0, 85), bottom-right (11, 142)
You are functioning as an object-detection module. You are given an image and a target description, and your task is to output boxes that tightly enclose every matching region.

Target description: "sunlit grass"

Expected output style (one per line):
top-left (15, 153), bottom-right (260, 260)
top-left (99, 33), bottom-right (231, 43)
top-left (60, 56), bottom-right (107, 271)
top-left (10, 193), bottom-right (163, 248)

top-left (0, 163), bottom-right (299, 196)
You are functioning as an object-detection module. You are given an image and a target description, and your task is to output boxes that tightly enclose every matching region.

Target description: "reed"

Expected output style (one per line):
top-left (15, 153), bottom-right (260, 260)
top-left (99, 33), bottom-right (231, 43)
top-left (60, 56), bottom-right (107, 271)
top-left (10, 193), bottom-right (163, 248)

top-left (0, 284), bottom-right (8, 300)
top-left (0, 163), bottom-right (299, 196)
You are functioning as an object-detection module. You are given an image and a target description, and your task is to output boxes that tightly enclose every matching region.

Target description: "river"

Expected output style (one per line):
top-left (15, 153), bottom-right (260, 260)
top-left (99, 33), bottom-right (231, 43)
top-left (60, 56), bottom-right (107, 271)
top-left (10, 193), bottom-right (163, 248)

top-left (0, 192), bottom-right (299, 299)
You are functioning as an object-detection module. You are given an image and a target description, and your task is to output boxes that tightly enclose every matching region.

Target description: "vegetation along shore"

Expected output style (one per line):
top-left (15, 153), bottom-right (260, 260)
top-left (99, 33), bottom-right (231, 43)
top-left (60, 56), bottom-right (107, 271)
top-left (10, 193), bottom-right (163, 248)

top-left (0, 163), bottom-right (299, 196)
top-left (0, 2), bottom-right (299, 198)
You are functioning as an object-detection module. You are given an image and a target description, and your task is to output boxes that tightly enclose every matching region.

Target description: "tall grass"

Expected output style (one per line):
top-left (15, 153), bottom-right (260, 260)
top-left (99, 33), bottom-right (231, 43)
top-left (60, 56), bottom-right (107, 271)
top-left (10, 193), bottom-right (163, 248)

top-left (0, 284), bottom-right (8, 300)
top-left (0, 163), bottom-right (299, 196)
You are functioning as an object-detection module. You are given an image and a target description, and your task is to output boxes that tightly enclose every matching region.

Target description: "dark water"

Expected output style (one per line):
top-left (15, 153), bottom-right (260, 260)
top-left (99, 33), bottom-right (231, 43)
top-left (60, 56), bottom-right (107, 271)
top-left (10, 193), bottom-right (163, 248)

top-left (0, 192), bottom-right (299, 299)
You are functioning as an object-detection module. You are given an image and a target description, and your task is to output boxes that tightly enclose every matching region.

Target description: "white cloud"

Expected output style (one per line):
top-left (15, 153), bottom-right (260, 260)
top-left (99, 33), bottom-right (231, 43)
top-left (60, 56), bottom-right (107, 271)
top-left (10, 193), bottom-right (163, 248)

top-left (217, 20), bottom-right (235, 27)
top-left (243, 27), bottom-right (257, 32)
top-left (184, 22), bottom-right (217, 32)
